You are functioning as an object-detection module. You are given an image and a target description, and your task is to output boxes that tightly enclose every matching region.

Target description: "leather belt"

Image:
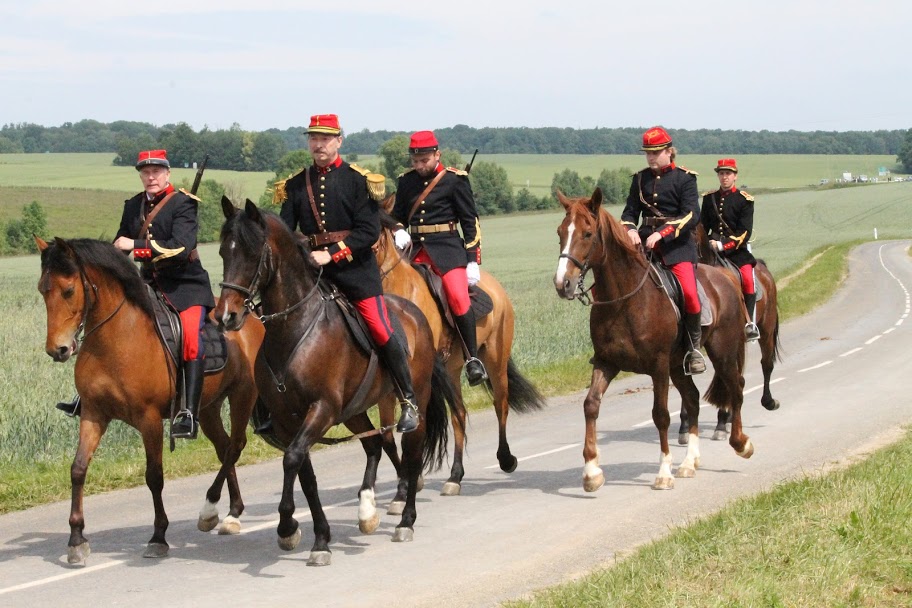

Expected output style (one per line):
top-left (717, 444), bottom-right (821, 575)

top-left (642, 217), bottom-right (667, 227)
top-left (410, 221), bottom-right (458, 235)
top-left (305, 230), bottom-right (351, 248)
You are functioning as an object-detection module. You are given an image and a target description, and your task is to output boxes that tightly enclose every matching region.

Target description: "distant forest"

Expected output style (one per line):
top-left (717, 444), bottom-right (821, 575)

top-left (1, 120), bottom-right (907, 171)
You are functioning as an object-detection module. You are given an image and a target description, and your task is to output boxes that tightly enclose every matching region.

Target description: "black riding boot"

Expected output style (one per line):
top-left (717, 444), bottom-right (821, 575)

top-left (378, 337), bottom-right (419, 433)
top-left (683, 312), bottom-right (706, 375)
top-left (172, 359), bottom-right (204, 439)
top-left (56, 393), bottom-right (81, 417)
top-left (454, 310), bottom-right (488, 386)
top-left (744, 293), bottom-right (760, 342)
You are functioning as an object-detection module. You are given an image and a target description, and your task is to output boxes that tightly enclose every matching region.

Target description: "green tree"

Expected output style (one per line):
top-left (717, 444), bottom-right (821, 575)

top-left (113, 133), bottom-right (157, 166)
top-left (259, 150), bottom-right (313, 207)
top-left (192, 179), bottom-right (227, 243)
top-left (5, 201), bottom-right (48, 253)
top-left (243, 131), bottom-right (286, 172)
top-left (158, 122), bottom-right (201, 168)
top-left (596, 167), bottom-right (634, 205)
top-left (469, 161), bottom-right (514, 215)
top-left (378, 135), bottom-right (409, 180)
top-left (551, 169), bottom-right (596, 198)
top-left (897, 128), bottom-right (912, 171)
top-left (441, 148), bottom-right (464, 170)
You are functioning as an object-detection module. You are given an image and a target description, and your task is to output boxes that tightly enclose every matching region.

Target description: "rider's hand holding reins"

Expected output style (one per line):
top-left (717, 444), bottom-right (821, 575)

top-left (393, 229), bottom-right (411, 249)
top-left (626, 229), bottom-right (642, 247)
top-left (645, 232), bottom-right (662, 250)
top-left (310, 250), bottom-right (331, 266)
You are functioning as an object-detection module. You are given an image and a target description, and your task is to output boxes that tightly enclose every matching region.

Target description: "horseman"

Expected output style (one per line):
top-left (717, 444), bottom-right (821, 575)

top-left (391, 130), bottom-right (488, 387)
top-left (274, 113), bottom-right (419, 434)
top-left (112, 149), bottom-right (216, 439)
top-left (701, 158), bottom-right (760, 342)
top-left (621, 126), bottom-right (705, 374)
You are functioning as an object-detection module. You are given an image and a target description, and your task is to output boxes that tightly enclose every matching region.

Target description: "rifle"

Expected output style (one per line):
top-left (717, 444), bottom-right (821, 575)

top-left (464, 149), bottom-right (478, 174)
top-left (190, 154), bottom-right (210, 196)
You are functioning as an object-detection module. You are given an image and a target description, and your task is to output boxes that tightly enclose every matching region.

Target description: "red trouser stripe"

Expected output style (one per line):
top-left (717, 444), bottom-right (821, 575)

top-left (669, 262), bottom-right (701, 314)
top-left (739, 264), bottom-right (755, 295)
top-left (413, 249), bottom-right (471, 316)
top-left (179, 305), bottom-right (205, 360)
top-left (355, 296), bottom-right (394, 346)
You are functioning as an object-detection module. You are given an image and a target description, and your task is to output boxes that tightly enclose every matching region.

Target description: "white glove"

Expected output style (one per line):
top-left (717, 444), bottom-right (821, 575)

top-left (466, 262), bottom-right (480, 286)
top-left (393, 229), bottom-right (411, 249)
top-left (710, 239), bottom-right (723, 252)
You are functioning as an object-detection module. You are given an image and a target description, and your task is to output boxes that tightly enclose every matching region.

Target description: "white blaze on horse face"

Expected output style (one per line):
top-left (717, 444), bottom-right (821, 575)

top-left (554, 221), bottom-right (577, 288)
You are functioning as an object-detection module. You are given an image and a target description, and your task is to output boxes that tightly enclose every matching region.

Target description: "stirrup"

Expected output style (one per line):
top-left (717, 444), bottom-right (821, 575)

top-left (396, 400), bottom-right (419, 434)
top-left (683, 350), bottom-right (706, 376)
top-left (171, 410), bottom-right (198, 439)
top-left (465, 357), bottom-right (488, 386)
top-left (744, 322), bottom-right (760, 342)
top-left (55, 395), bottom-right (81, 417)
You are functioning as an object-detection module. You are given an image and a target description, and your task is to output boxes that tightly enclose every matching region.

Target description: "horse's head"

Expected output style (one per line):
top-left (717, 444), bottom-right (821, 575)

top-left (36, 236), bottom-right (92, 362)
top-left (554, 188), bottom-right (604, 300)
top-left (216, 197), bottom-right (272, 330)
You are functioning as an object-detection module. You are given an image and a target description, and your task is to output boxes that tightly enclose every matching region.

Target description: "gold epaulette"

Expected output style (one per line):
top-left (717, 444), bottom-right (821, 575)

top-left (678, 166), bottom-right (699, 176)
top-left (446, 167), bottom-right (468, 176)
top-left (272, 178), bottom-right (289, 204)
top-left (397, 168), bottom-right (415, 178)
top-left (700, 190), bottom-right (714, 197)
top-left (741, 190), bottom-right (755, 202)
top-left (350, 163), bottom-right (387, 200)
top-left (178, 188), bottom-right (201, 202)
top-left (349, 163), bottom-right (370, 177)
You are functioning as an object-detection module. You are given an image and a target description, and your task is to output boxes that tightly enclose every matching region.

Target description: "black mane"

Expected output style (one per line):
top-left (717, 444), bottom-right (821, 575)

top-left (41, 238), bottom-right (155, 318)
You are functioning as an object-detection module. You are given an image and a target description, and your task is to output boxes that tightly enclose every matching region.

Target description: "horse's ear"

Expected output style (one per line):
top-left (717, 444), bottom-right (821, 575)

top-left (34, 235), bottom-right (49, 252)
top-left (244, 199), bottom-right (264, 226)
top-left (556, 189), bottom-right (571, 210)
top-left (221, 195), bottom-right (237, 220)
top-left (588, 187), bottom-right (604, 214)
top-left (381, 192), bottom-right (395, 214)
top-left (54, 236), bottom-right (76, 259)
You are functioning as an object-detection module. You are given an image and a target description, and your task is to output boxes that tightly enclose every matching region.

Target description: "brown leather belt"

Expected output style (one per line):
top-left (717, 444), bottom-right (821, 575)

top-left (642, 217), bottom-right (667, 227)
top-left (305, 230), bottom-right (351, 248)
top-left (410, 221), bottom-right (458, 235)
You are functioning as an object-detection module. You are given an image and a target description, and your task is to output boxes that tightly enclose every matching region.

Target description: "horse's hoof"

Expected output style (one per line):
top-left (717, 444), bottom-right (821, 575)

top-left (440, 481), bottom-right (462, 496)
top-left (218, 516), bottom-right (241, 535)
top-left (678, 433), bottom-right (689, 445)
top-left (387, 500), bottom-right (405, 515)
top-left (67, 542), bottom-right (91, 564)
top-left (676, 465), bottom-right (696, 479)
top-left (197, 514), bottom-right (219, 532)
top-left (500, 455), bottom-right (518, 473)
top-left (143, 542), bottom-right (169, 558)
top-left (712, 430), bottom-right (729, 442)
top-left (307, 551), bottom-right (332, 566)
top-left (762, 398), bottom-right (781, 411)
top-left (416, 475), bottom-right (425, 493)
top-left (653, 476), bottom-right (675, 490)
top-left (737, 440), bottom-right (755, 459)
top-left (392, 527), bottom-right (414, 543)
top-left (359, 512), bottom-right (380, 535)
top-left (583, 471), bottom-right (605, 493)
top-left (277, 528), bottom-right (302, 552)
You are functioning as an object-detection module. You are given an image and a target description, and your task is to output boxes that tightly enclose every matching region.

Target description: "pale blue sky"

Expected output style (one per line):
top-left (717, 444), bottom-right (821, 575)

top-left (1, 0), bottom-right (909, 133)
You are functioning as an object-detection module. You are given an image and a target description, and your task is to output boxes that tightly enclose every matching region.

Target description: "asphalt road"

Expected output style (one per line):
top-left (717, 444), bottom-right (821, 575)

top-left (1, 240), bottom-right (910, 608)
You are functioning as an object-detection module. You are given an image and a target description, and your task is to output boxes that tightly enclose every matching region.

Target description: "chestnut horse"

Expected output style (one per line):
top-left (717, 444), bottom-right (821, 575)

top-left (214, 199), bottom-right (455, 566)
top-left (374, 200), bottom-right (545, 501)
top-left (678, 225), bottom-right (783, 443)
top-left (36, 236), bottom-right (263, 563)
top-left (553, 189), bottom-right (752, 491)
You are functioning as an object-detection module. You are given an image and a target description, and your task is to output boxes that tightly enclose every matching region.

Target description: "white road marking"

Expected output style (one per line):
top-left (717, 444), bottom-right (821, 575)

top-left (797, 361), bottom-right (832, 373)
top-left (484, 443), bottom-right (581, 469)
top-left (840, 347), bottom-right (863, 357)
top-left (865, 335), bottom-right (882, 345)
top-left (0, 561), bottom-right (124, 597)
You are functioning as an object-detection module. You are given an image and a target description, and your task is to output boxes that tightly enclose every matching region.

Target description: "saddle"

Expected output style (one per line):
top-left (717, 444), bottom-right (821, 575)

top-left (716, 256), bottom-right (764, 301)
top-left (412, 262), bottom-right (494, 327)
top-left (651, 262), bottom-right (714, 327)
top-left (146, 285), bottom-right (228, 374)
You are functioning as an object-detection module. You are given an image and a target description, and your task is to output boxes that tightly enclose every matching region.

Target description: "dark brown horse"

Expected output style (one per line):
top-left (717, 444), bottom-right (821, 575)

top-left (679, 224), bottom-right (783, 443)
top-left (36, 236), bottom-right (263, 563)
top-left (553, 189), bottom-right (752, 491)
top-left (374, 200), bottom-right (545, 505)
top-left (214, 199), bottom-right (454, 565)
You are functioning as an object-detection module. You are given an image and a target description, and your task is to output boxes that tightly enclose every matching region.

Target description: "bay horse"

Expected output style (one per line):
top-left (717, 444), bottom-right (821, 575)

top-left (678, 224), bottom-right (783, 443)
top-left (214, 198), bottom-right (454, 566)
top-left (552, 188), bottom-right (752, 491)
top-left (36, 236), bottom-right (263, 563)
top-left (374, 199), bottom-right (545, 502)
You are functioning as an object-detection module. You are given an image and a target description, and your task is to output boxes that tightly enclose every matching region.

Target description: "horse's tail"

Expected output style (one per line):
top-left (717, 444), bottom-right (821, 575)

top-left (772, 311), bottom-right (783, 363)
top-left (498, 357), bottom-right (546, 413)
top-left (422, 354), bottom-right (458, 472)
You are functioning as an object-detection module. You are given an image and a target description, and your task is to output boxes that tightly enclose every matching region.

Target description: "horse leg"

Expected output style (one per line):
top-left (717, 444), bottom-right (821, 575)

top-left (392, 422), bottom-right (424, 543)
top-left (296, 454), bottom-right (333, 566)
top-left (440, 371), bottom-right (467, 497)
top-left (487, 351), bottom-right (518, 475)
top-left (650, 370), bottom-right (676, 490)
top-left (377, 394), bottom-right (409, 515)
top-left (67, 416), bottom-right (108, 564)
top-left (670, 367), bottom-right (701, 479)
top-left (343, 412), bottom-right (382, 535)
top-left (139, 412), bottom-right (170, 558)
top-left (581, 361), bottom-right (618, 492)
top-left (713, 407), bottom-right (732, 441)
top-left (677, 408), bottom-right (690, 445)
top-left (759, 302), bottom-right (781, 411)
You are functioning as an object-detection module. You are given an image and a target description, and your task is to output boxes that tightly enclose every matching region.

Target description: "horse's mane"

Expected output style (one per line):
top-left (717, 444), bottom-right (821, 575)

top-left (563, 195), bottom-right (643, 263)
top-left (221, 206), bottom-right (318, 270)
top-left (41, 239), bottom-right (154, 318)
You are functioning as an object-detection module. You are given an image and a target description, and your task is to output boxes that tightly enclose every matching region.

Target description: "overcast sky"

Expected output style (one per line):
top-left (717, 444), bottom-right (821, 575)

top-left (2, 0), bottom-right (909, 134)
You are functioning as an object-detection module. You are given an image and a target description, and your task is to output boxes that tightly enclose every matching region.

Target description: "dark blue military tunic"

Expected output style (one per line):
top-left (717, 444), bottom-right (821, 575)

top-left (621, 164), bottom-right (700, 266)
top-left (116, 187), bottom-right (215, 312)
top-left (700, 187), bottom-right (757, 268)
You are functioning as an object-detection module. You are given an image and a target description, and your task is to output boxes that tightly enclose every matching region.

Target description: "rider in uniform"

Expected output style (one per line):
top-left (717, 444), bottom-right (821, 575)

top-left (276, 114), bottom-right (420, 433)
top-left (113, 149), bottom-right (215, 439)
top-left (701, 158), bottom-right (760, 342)
top-left (391, 130), bottom-right (487, 386)
top-left (621, 127), bottom-right (705, 374)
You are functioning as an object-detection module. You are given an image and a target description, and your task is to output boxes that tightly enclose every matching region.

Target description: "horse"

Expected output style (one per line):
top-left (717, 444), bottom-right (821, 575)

top-left (214, 198), bottom-right (455, 565)
top-left (36, 236), bottom-right (263, 563)
top-left (373, 199), bottom-right (545, 500)
top-left (552, 188), bottom-right (753, 491)
top-left (678, 224), bottom-right (783, 443)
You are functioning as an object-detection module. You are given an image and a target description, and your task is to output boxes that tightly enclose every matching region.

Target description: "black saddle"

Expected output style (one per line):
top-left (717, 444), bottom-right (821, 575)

top-left (716, 256), bottom-right (764, 301)
top-left (146, 285), bottom-right (227, 374)
top-left (412, 262), bottom-right (494, 328)
top-left (651, 262), bottom-right (713, 327)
